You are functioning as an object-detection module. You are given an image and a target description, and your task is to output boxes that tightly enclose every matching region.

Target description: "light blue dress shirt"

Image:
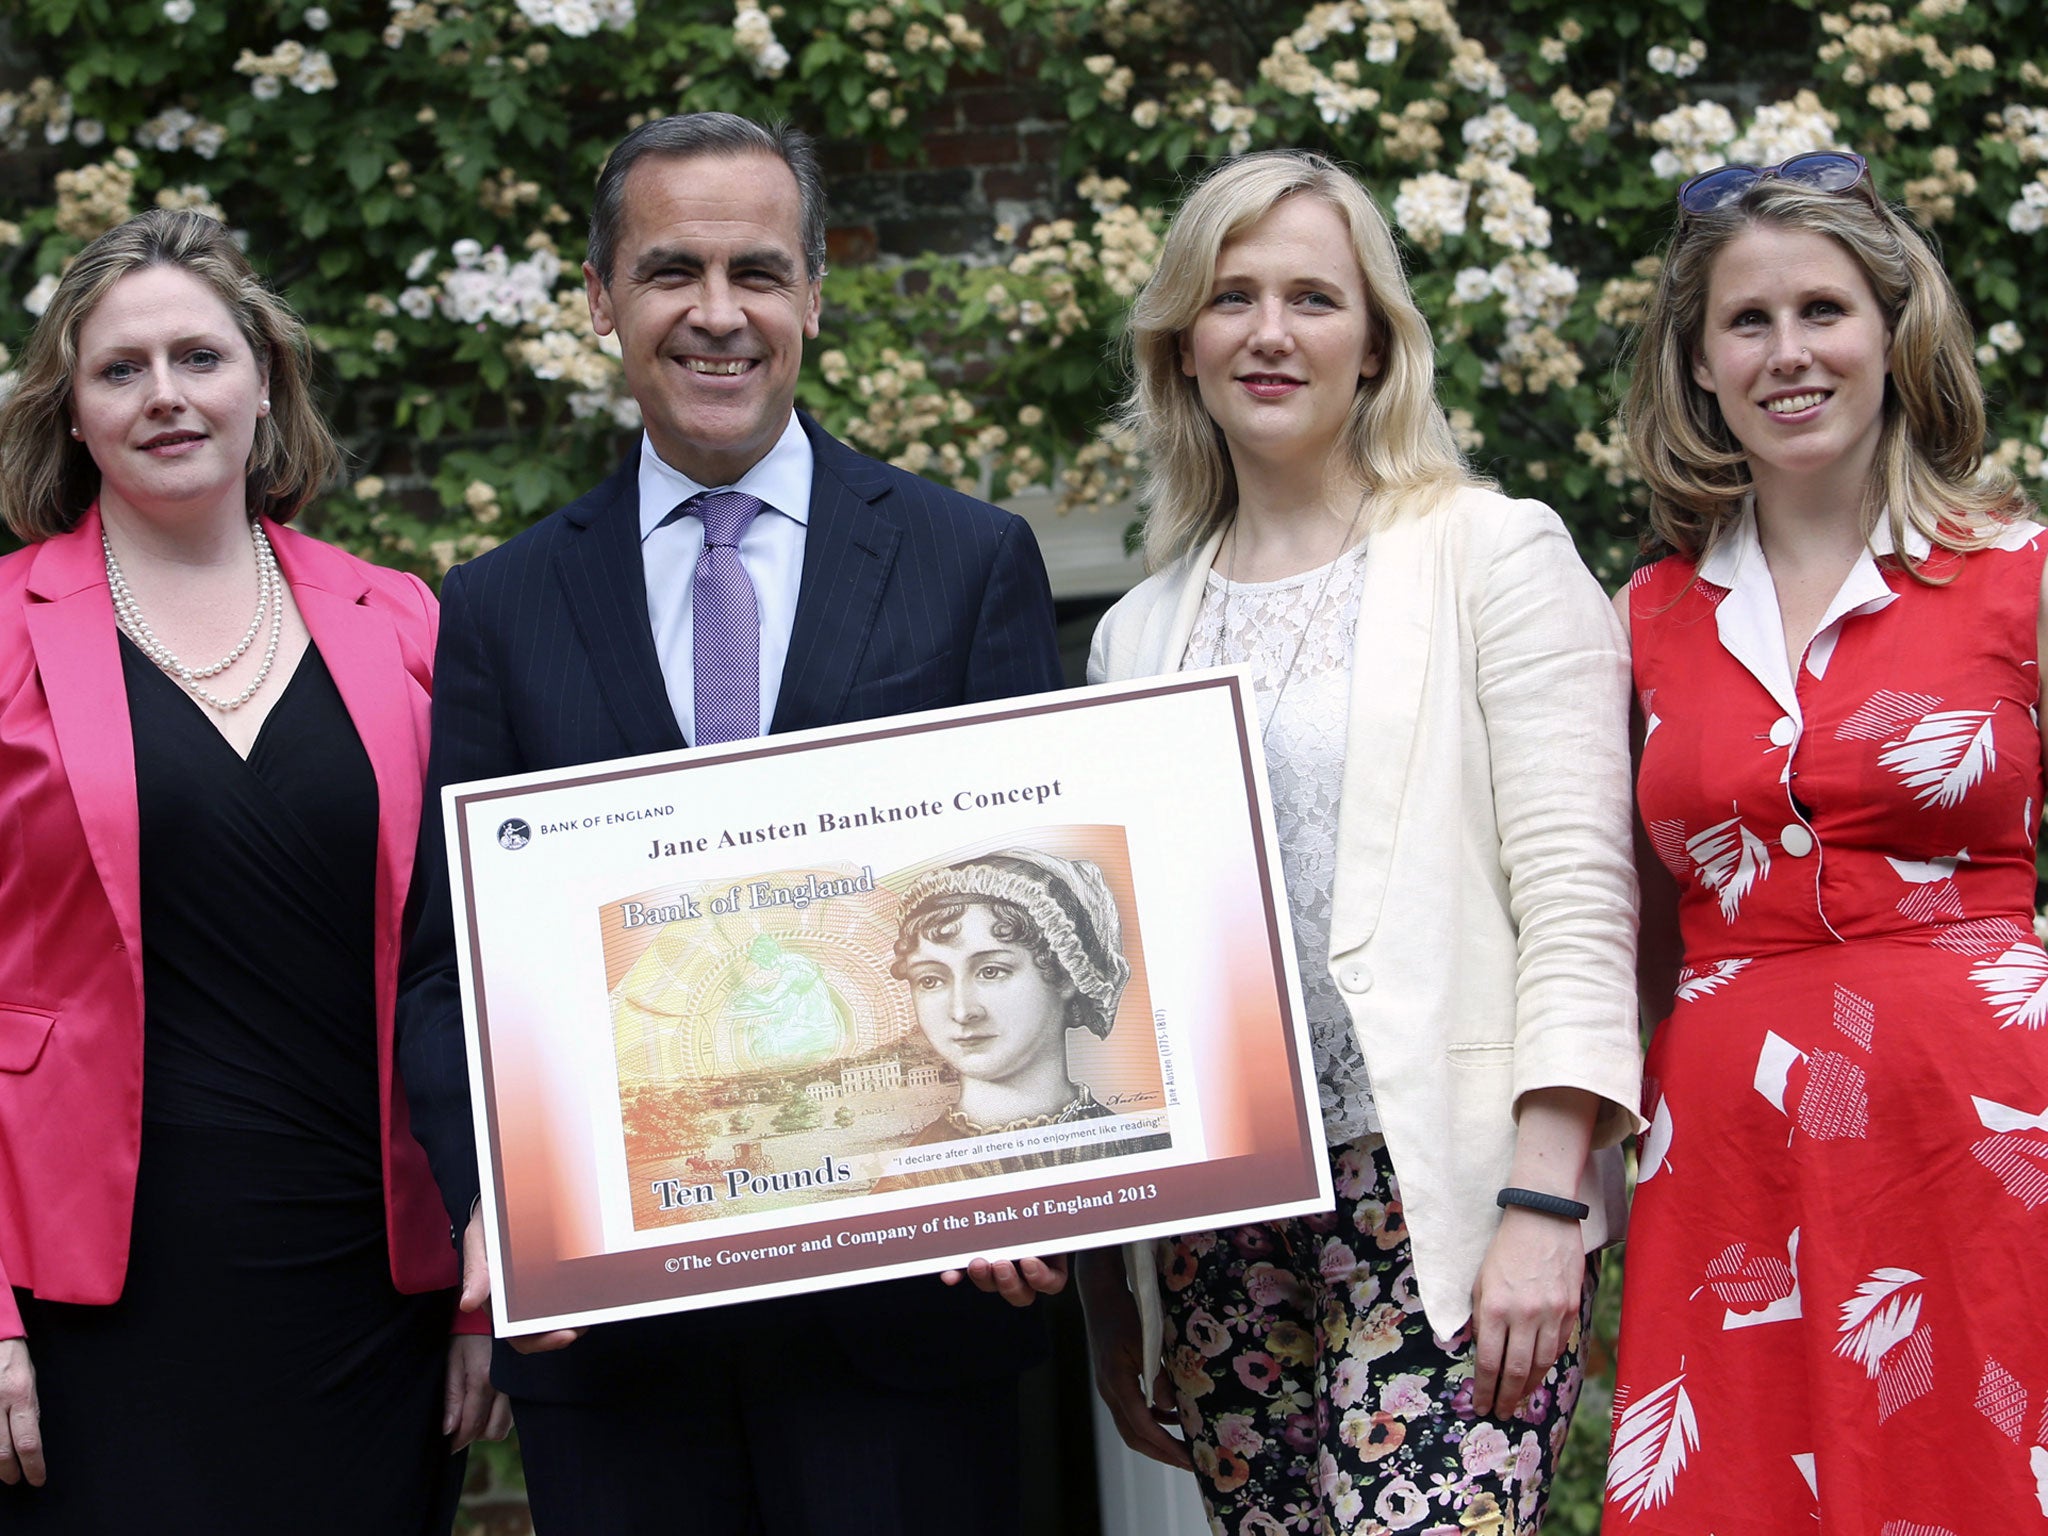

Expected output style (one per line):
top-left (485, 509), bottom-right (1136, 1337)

top-left (636, 413), bottom-right (813, 743)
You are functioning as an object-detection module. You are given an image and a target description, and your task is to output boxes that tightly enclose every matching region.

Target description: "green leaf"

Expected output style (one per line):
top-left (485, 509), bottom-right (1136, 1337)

top-left (344, 146), bottom-right (384, 193)
top-left (510, 462), bottom-right (555, 512)
top-left (799, 35), bottom-right (846, 77)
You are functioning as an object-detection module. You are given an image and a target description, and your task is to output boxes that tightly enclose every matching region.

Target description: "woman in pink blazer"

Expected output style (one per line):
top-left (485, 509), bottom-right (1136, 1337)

top-left (0, 209), bottom-right (505, 1532)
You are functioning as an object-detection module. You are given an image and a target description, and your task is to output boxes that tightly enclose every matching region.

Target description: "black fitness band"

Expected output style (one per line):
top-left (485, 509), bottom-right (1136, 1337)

top-left (1496, 1186), bottom-right (1590, 1221)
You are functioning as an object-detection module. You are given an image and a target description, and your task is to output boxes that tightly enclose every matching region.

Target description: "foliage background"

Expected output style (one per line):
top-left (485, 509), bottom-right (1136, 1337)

top-left (5, 0), bottom-right (2047, 1526)
top-left (6, 0), bottom-right (2047, 585)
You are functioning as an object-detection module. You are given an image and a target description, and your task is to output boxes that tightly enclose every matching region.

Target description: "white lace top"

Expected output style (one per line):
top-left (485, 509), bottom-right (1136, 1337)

top-left (1180, 540), bottom-right (1378, 1142)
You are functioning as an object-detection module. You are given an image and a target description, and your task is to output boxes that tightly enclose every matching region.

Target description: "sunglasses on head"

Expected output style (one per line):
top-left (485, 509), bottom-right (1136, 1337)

top-left (1676, 150), bottom-right (1872, 219)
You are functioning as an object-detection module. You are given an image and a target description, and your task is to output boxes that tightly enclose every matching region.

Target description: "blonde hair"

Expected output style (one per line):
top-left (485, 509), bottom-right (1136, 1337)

top-left (1119, 150), bottom-right (1475, 570)
top-left (1625, 174), bottom-right (2027, 572)
top-left (0, 208), bottom-right (340, 542)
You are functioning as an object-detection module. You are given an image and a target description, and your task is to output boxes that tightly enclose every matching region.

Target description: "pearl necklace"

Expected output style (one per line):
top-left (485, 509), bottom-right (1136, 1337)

top-left (103, 521), bottom-right (284, 712)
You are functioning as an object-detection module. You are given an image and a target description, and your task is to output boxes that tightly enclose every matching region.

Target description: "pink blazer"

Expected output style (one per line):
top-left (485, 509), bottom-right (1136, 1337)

top-left (0, 508), bottom-right (466, 1337)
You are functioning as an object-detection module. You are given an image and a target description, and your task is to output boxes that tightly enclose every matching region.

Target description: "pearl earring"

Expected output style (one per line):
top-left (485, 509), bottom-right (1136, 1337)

top-left (259, 399), bottom-right (271, 415)
top-left (69, 426), bottom-right (81, 439)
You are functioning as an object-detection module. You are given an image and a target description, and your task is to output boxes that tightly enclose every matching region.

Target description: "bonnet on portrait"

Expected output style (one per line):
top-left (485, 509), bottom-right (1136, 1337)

top-left (890, 852), bottom-right (1132, 1040)
top-left (1118, 148), bottom-right (1474, 570)
top-left (1624, 166), bottom-right (2028, 574)
top-left (0, 206), bottom-right (339, 543)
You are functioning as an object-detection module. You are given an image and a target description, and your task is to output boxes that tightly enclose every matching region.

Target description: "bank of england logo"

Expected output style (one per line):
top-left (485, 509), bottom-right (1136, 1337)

top-left (497, 818), bottom-right (531, 851)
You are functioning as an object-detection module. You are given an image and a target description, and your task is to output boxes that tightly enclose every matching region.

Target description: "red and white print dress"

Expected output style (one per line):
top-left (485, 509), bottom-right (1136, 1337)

top-left (1606, 510), bottom-right (2048, 1533)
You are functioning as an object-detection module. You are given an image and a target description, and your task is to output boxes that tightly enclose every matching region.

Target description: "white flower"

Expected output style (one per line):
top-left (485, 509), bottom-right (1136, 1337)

top-left (72, 118), bottom-right (104, 146)
top-left (163, 0), bottom-right (194, 20)
top-left (1646, 100), bottom-right (1738, 180)
top-left (1391, 172), bottom-right (1470, 250)
top-left (515, 0), bottom-right (634, 35)
top-left (732, 3), bottom-right (789, 78)
top-left (1998, 106), bottom-right (2048, 164)
top-left (1729, 93), bottom-right (1839, 166)
top-left (189, 122), bottom-right (226, 159)
top-left (1451, 267), bottom-right (1494, 305)
top-left (290, 48), bottom-right (337, 91)
top-left (1489, 254), bottom-right (1579, 324)
top-left (436, 243), bottom-right (562, 326)
top-left (1447, 40), bottom-right (1507, 98)
top-left (304, 6), bottom-right (331, 28)
top-left (1989, 321), bottom-right (2023, 354)
top-left (140, 106), bottom-right (197, 152)
top-left (1469, 160), bottom-right (1553, 251)
top-left (251, 75), bottom-right (283, 100)
top-left (24, 272), bottom-right (60, 318)
top-left (397, 286), bottom-right (437, 320)
top-left (1647, 45), bottom-right (1678, 74)
top-left (1462, 104), bottom-right (1539, 164)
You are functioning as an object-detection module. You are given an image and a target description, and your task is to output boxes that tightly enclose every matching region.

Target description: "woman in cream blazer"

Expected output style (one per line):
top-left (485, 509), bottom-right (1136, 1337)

top-left (1078, 152), bottom-right (1642, 1535)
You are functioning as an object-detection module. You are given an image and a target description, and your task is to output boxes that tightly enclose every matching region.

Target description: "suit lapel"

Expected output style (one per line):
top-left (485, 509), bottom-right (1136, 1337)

top-left (23, 513), bottom-right (143, 960)
top-left (1138, 530), bottom-right (1225, 676)
top-left (552, 458), bottom-right (686, 755)
top-left (771, 415), bottom-right (900, 733)
top-left (271, 523), bottom-right (422, 947)
top-left (1328, 509), bottom-right (1438, 957)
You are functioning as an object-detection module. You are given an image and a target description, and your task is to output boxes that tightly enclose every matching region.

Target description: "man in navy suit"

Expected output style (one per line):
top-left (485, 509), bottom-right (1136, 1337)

top-left (397, 113), bottom-right (1068, 1535)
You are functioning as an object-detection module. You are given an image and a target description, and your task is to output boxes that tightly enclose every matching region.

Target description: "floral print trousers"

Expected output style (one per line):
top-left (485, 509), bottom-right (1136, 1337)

top-left (1158, 1136), bottom-right (1593, 1536)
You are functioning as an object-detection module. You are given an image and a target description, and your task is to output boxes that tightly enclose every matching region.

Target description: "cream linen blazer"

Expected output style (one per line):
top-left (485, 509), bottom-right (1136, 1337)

top-left (1090, 484), bottom-right (1646, 1340)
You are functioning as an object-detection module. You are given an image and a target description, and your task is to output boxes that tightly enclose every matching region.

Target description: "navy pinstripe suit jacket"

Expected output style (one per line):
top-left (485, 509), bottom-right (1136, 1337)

top-left (397, 411), bottom-right (1064, 1399)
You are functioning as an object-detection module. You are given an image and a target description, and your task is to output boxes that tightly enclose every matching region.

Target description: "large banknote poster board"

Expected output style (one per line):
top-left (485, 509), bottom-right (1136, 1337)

top-left (446, 671), bottom-right (1331, 1335)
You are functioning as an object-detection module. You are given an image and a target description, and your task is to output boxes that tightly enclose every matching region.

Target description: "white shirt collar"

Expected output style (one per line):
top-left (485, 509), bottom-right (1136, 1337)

top-left (1696, 498), bottom-right (1907, 724)
top-left (636, 412), bottom-right (813, 543)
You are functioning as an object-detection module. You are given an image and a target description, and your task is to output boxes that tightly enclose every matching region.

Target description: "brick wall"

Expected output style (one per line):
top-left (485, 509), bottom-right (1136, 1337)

top-left (817, 69), bottom-right (1073, 266)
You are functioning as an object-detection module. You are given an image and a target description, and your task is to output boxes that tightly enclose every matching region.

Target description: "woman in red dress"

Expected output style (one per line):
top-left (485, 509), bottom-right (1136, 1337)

top-left (1608, 151), bottom-right (2048, 1531)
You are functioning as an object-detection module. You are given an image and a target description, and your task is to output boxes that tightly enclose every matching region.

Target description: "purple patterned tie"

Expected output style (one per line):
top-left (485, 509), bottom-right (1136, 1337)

top-left (681, 489), bottom-right (766, 746)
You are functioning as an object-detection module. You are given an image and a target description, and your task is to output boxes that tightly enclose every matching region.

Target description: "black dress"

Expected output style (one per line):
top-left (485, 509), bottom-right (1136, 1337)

top-left (2, 639), bottom-right (461, 1534)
